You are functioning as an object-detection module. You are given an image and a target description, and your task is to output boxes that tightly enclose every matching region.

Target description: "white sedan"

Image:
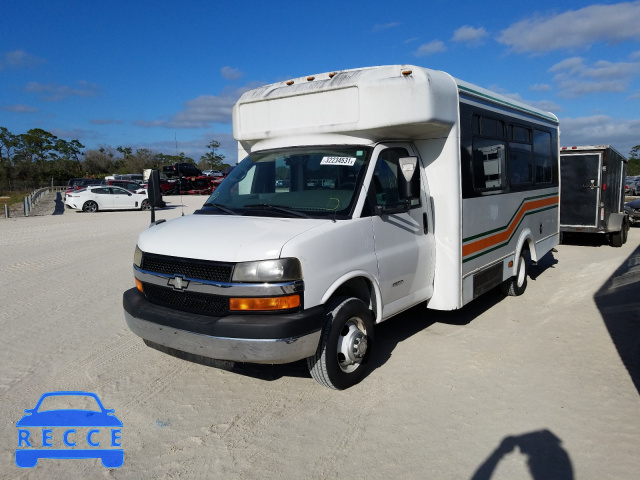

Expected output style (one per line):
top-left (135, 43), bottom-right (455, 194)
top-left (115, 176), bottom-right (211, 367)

top-left (65, 185), bottom-right (151, 212)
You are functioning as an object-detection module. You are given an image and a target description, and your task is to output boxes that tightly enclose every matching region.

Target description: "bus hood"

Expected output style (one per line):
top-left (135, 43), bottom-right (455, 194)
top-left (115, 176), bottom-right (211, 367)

top-left (137, 213), bottom-right (325, 262)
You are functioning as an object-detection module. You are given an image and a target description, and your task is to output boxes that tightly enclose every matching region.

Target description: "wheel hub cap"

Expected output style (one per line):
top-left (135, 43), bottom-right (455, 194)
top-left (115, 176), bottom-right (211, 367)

top-left (338, 320), bottom-right (368, 372)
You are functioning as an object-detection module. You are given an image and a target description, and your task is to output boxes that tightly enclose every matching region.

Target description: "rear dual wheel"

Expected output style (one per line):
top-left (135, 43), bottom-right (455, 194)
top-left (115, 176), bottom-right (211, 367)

top-left (307, 297), bottom-right (374, 390)
top-left (501, 249), bottom-right (529, 296)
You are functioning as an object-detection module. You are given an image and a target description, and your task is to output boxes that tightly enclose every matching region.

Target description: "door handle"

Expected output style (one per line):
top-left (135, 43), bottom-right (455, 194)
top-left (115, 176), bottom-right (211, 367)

top-left (422, 212), bottom-right (429, 234)
top-left (582, 180), bottom-right (599, 189)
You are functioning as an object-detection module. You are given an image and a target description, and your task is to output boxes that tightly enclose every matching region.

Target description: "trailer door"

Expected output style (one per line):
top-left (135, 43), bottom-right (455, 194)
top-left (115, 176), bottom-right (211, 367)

top-left (560, 153), bottom-right (602, 228)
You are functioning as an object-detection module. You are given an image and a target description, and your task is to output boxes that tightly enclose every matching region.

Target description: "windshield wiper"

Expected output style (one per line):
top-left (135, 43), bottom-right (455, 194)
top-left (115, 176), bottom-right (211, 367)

top-left (202, 202), bottom-right (236, 215)
top-left (244, 203), bottom-right (311, 219)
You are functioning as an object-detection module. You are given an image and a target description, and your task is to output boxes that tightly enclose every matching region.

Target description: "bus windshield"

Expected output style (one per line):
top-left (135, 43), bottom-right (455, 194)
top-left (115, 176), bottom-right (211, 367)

top-left (201, 146), bottom-right (372, 219)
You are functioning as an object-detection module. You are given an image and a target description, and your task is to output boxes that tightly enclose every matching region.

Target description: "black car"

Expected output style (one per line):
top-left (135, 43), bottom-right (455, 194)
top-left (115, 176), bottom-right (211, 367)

top-left (162, 163), bottom-right (202, 178)
top-left (624, 198), bottom-right (640, 224)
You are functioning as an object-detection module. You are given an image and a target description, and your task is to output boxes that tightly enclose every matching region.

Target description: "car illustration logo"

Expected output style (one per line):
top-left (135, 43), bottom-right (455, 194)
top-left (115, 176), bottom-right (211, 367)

top-left (168, 275), bottom-right (190, 290)
top-left (15, 391), bottom-right (123, 468)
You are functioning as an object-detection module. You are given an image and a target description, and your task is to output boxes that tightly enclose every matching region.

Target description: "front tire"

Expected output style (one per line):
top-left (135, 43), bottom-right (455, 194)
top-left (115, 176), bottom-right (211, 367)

top-left (141, 199), bottom-right (150, 210)
top-left (82, 200), bottom-right (98, 213)
top-left (307, 297), bottom-right (374, 390)
top-left (501, 249), bottom-right (529, 296)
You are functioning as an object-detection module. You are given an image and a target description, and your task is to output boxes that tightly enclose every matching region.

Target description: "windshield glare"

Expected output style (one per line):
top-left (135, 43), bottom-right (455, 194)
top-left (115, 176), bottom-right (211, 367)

top-left (204, 147), bottom-right (371, 218)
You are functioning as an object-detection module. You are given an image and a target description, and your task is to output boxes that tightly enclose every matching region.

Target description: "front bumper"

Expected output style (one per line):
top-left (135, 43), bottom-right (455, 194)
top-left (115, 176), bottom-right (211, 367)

top-left (123, 288), bottom-right (324, 364)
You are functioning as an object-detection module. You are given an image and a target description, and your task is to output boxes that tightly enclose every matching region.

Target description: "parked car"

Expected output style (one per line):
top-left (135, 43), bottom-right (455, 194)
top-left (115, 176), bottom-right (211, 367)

top-left (626, 176), bottom-right (640, 195)
top-left (202, 170), bottom-right (223, 177)
top-left (104, 179), bottom-right (145, 193)
top-left (162, 163), bottom-right (202, 178)
top-left (64, 178), bottom-right (103, 200)
top-left (65, 185), bottom-right (150, 212)
top-left (624, 198), bottom-right (640, 224)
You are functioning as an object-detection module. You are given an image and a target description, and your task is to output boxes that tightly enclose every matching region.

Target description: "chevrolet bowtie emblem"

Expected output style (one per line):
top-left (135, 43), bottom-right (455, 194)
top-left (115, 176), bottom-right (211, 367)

top-left (168, 276), bottom-right (190, 290)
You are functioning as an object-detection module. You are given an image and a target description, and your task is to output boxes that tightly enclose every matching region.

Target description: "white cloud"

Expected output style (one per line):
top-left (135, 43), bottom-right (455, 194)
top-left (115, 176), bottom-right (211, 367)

top-left (0, 49), bottom-right (45, 70)
top-left (221, 66), bottom-right (243, 81)
top-left (530, 84), bottom-right (552, 92)
top-left (414, 40), bottom-right (446, 57)
top-left (2, 104), bottom-right (38, 113)
top-left (498, 2), bottom-right (640, 53)
top-left (452, 26), bottom-right (488, 46)
top-left (501, 92), bottom-right (561, 113)
top-left (373, 22), bottom-right (400, 32)
top-left (90, 118), bottom-right (124, 125)
top-left (549, 57), bottom-right (640, 98)
top-left (136, 84), bottom-right (260, 129)
top-left (24, 81), bottom-right (101, 101)
top-left (558, 115), bottom-right (640, 154)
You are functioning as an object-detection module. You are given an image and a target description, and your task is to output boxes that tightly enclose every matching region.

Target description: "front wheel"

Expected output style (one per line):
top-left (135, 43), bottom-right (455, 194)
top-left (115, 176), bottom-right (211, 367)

top-left (82, 200), bottom-right (98, 213)
top-left (307, 297), bottom-right (374, 390)
top-left (501, 250), bottom-right (529, 296)
top-left (141, 199), bottom-right (151, 210)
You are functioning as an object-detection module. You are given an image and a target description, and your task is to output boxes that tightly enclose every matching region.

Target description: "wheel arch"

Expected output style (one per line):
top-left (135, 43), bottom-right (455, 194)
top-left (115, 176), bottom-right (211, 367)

top-left (511, 228), bottom-right (535, 275)
top-left (320, 272), bottom-right (382, 323)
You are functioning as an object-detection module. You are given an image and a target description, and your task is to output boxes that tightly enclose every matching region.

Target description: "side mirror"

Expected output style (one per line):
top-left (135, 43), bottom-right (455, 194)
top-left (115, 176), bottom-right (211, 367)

top-left (148, 169), bottom-right (163, 224)
top-left (398, 157), bottom-right (420, 200)
top-left (148, 170), bottom-right (163, 207)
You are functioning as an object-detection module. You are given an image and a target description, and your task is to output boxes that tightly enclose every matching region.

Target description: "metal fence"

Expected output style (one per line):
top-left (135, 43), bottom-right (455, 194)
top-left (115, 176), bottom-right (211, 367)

top-left (2, 186), bottom-right (66, 218)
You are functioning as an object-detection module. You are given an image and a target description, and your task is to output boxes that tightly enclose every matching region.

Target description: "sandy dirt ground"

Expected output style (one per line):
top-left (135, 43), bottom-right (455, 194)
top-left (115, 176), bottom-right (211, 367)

top-left (1, 192), bottom-right (639, 479)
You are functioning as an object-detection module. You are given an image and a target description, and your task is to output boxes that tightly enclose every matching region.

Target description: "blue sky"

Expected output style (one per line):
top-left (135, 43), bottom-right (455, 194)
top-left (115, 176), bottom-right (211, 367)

top-left (2, 0), bottom-right (640, 163)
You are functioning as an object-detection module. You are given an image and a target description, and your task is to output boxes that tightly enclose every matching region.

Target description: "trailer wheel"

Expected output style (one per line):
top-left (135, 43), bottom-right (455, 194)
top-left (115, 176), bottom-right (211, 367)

top-left (501, 250), bottom-right (529, 296)
top-left (610, 230), bottom-right (624, 247)
top-left (307, 297), bottom-right (374, 390)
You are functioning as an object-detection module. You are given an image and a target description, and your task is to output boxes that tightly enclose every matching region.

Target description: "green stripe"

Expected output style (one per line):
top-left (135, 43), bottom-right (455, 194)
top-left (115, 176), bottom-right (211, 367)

top-left (462, 192), bottom-right (558, 243)
top-left (458, 85), bottom-right (559, 124)
top-left (462, 204), bottom-right (558, 263)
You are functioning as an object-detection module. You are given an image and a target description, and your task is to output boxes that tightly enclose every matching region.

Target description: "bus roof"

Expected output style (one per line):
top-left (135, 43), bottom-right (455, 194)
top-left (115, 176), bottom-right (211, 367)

top-left (233, 65), bottom-right (559, 151)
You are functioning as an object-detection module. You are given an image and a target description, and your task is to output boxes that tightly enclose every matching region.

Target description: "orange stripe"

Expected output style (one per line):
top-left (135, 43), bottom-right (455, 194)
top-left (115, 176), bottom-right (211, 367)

top-left (462, 196), bottom-right (558, 257)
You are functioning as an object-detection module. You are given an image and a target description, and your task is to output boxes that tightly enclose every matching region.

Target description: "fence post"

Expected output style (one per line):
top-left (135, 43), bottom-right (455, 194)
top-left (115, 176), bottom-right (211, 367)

top-left (24, 197), bottom-right (29, 216)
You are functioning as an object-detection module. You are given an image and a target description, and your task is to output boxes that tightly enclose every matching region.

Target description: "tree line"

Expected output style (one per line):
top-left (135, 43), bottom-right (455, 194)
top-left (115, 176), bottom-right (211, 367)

top-left (0, 127), bottom-right (229, 192)
top-left (2, 126), bottom-right (639, 193)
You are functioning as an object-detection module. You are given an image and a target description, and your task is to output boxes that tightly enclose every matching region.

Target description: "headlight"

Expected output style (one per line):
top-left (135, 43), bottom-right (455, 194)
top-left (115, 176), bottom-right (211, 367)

top-left (133, 245), bottom-right (143, 268)
top-left (232, 258), bottom-right (302, 282)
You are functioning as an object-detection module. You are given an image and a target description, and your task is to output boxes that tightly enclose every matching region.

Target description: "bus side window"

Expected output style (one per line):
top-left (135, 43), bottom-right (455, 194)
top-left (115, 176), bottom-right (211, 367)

top-left (472, 139), bottom-right (506, 190)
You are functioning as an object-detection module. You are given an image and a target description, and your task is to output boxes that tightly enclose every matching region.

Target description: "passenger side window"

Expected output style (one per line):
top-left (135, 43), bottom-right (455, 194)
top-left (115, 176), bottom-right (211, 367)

top-left (472, 138), bottom-right (506, 190)
top-left (509, 125), bottom-right (533, 186)
top-left (533, 130), bottom-right (553, 183)
top-left (471, 115), bottom-right (506, 191)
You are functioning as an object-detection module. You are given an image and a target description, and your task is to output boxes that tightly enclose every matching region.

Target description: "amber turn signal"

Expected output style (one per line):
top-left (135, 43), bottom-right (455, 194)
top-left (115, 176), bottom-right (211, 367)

top-left (229, 295), bottom-right (301, 311)
top-left (135, 278), bottom-right (144, 293)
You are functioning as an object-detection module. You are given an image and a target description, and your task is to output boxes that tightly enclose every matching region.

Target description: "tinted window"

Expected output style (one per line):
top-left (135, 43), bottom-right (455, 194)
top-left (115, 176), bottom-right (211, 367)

top-left (533, 130), bottom-right (553, 183)
top-left (509, 143), bottom-right (533, 185)
top-left (482, 117), bottom-right (504, 138)
top-left (472, 139), bottom-right (506, 190)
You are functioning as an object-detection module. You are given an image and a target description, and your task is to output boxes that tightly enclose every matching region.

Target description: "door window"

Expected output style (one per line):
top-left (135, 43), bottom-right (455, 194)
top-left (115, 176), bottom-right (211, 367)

top-left (371, 147), bottom-right (420, 212)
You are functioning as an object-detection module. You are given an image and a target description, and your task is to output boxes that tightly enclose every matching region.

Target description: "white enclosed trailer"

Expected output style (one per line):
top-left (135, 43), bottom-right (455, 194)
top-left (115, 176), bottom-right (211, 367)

top-left (124, 65), bottom-right (560, 389)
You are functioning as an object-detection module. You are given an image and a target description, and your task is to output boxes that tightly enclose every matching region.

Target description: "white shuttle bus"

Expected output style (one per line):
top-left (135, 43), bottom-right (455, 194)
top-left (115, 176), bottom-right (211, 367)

top-left (124, 65), bottom-right (560, 389)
